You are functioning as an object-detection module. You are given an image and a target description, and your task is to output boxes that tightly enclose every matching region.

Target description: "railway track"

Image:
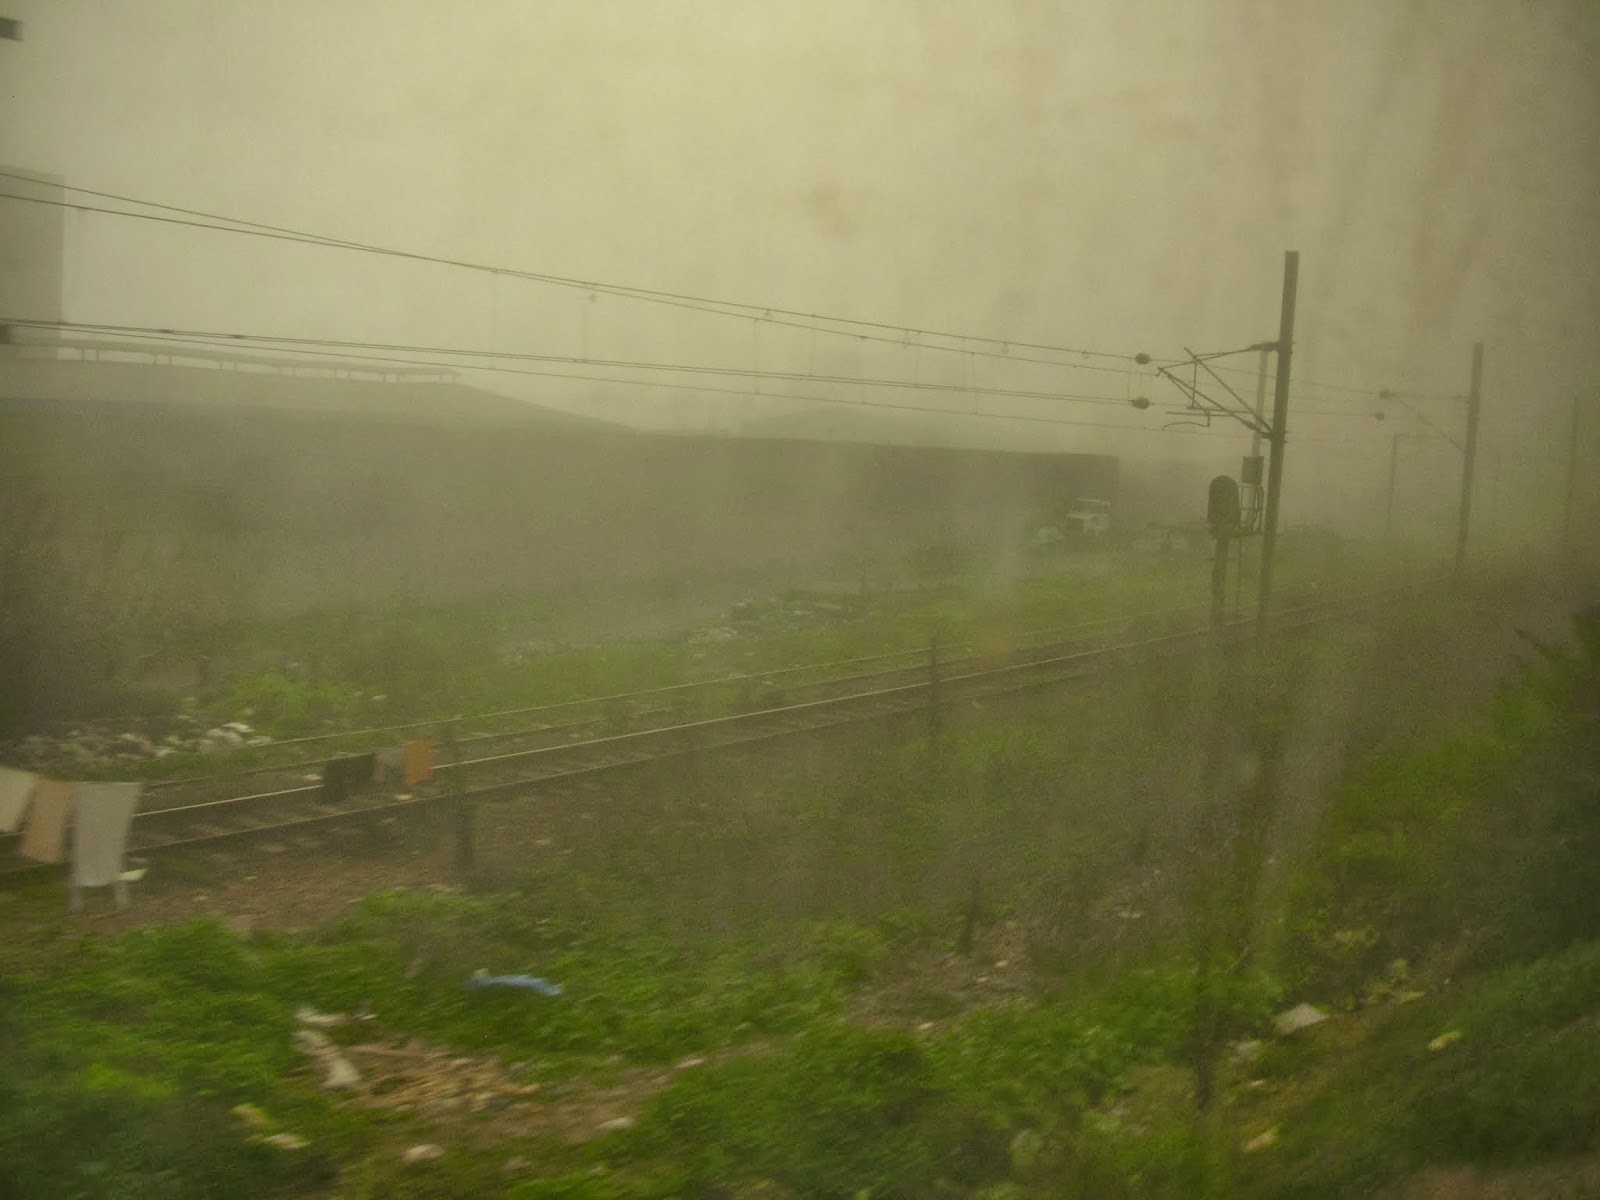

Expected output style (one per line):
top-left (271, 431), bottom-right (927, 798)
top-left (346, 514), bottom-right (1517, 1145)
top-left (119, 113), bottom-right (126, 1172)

top-left (2, 581), bottom-right (1413, 871)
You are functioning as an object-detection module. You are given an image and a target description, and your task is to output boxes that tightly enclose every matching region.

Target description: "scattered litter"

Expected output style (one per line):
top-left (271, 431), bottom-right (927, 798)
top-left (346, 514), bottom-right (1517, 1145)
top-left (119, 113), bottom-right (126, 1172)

top-left (402, 1143), bottom-right (444, 1165)
top-left (1428, 1030), bottom-right (1463, 1052)
top-left (331, 1039), bottom-right (545, 1123)
top-left (296, 1005), bottom-right (349, 1029)
top-left (1010, 1129), bottom-right (1044, 1171)
top-left (118, 867), bottom-right (147, 883)
top-left (294, 1028), bottom-right (364, 1090)
top-left (261, 1133), bottom-right (309, 1151)
top-left (321, 1055), bottom-right (362, 1089)
top-left (595, 1116), bottom-right (636, 1134)
top-left (1242, 1127), bottom-right (1278, 1153)
top-left (468, 969), bottom-right (562, 996)
top-left (1272, 1003), bottom-right (1329, 1036)
top-left (231, 1102), bottom-right (273, 1131)
top-left (302, 774), bottom-right (322, 784)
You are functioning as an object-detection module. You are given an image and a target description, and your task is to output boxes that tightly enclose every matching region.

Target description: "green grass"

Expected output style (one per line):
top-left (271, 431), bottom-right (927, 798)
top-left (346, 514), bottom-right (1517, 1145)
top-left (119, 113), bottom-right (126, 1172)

top-left (1230, 940), bottom-right (1600, 1199)
top-left (118, 540), bottom-right (1385, 780)
top-left (11, 553), bottom-right (1562, 1200)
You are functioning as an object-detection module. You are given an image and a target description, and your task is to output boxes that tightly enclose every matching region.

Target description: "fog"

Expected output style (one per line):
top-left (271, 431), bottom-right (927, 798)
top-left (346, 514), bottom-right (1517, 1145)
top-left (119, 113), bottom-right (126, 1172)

top-left (6, 8), bottom-right (1600, 1194)
top-left (3, 1), bottom-right (1597, 509)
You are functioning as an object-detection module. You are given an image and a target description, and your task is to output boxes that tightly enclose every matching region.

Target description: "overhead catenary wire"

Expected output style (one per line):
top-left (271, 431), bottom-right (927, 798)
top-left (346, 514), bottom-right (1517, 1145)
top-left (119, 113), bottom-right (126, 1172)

top-left (26, 321), bottom-right (1190, 435)
top-left (11, 320), bottom-right (1456, 450)
top-left (0, 177), bottom-right (1515, 435)
top-left (3, 317), bottom-right (1146, 410)
top-left (0, 178), bottom-right (1151, 378)
top-left (0, 179), bottom-right (1481, 412)
top-left (10, 315), bottom-right (1414, 427)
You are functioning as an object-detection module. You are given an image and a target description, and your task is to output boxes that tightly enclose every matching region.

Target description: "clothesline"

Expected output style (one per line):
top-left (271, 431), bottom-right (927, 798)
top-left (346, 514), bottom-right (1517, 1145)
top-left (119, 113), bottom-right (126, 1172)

top-left (0, 766), bottom-right (142, 910)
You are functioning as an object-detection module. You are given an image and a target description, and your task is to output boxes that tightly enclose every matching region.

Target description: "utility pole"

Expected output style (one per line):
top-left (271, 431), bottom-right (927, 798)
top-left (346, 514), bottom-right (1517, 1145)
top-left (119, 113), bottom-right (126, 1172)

top-left (1454, 341), bottom-right (1484, 576)
top-left (1384, 433), bottom-right (1402, 539)
top-left (1251, 348), bottom-right (1269, 459)
top-left (1255, 250), bottom-right (1299, 641)
top-left (1563, 392), bottom-right (1582, 557)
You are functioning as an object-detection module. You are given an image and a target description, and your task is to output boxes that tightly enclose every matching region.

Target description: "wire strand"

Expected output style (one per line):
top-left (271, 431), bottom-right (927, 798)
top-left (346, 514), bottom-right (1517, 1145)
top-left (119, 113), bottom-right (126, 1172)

top-left (0, 178), bottom-right (1149, 377)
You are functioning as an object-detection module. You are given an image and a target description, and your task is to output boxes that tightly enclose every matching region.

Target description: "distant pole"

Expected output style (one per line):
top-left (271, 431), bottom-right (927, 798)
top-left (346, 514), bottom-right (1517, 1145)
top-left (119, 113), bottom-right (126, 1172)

top-left (1255, 251), bottom-right (1299, 641)
top-left (1454, 341), bottom-right (1484, 576)
top-left (1384, 433), bottom-right (1401, 539)
top-left (1211, 529), bottom-right (1231, 627)
top-left (1251, 349), bottom-right (1269, 460)
top-left (1562, 392), bottom-right (1581, 557)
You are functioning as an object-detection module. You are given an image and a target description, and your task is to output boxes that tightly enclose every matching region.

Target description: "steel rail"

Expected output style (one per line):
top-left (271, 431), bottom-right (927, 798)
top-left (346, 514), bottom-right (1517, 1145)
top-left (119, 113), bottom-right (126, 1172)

top-left (136, 602), bottom-right (1199, 793)
top-left (113, 586), bottom-right (1395, 856)
top-left (129, 606), bottom-right (1187, 819)
top-left (1, 579), bottom-right (1424, 874)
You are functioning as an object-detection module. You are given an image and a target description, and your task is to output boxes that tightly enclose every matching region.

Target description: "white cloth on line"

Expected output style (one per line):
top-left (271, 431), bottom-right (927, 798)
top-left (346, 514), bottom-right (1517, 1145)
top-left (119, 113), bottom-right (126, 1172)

top-left (19, 779), bottom-right (72, 863)
top-left (70, 782), bottom-right (142, 888)
top-left (0, 767), bottom-right (37, 832)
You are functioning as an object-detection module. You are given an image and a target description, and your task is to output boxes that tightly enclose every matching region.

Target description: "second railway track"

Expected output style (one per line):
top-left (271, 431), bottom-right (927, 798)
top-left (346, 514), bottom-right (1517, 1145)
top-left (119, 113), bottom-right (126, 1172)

top-left (110, 583), bottom-right (1407, 860)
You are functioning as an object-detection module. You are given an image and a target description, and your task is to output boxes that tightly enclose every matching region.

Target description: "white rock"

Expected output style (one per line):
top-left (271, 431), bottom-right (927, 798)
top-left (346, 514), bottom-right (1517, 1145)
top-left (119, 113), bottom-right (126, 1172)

top-left (595, 1116), bottom-right (636, 1134)
top-left (262, 1133), bottom-right (309, 1151)
top-left (1272, 1003), bottom-right (1329, 1036)
top-left (402, 1144), bottom-right (445, 1165)
top-left (232, 1102), bottom-right (273, 1130)
top-left (1242, 1127), bottom-right (1278, 1153)
top-left (296, 1005), bottom-right (348, 1029)
top-left (321, 1054), bottom-right (362, 1090)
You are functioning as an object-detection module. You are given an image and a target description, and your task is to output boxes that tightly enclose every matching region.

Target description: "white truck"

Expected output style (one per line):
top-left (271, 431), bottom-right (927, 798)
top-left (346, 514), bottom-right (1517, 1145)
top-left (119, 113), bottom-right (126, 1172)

top-left (1061, 498), bottom-right (1112, 538)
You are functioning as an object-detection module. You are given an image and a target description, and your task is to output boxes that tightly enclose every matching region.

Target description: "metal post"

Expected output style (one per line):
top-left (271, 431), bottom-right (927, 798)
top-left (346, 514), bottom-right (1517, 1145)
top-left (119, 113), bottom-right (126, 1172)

top-left (1255, 251), bottom-right (1299, 641)
top-left (1251, 348), bottom-right (1269, 460)
top-left (1455, 342), bottom-right (1484, 576)
top-left (441, 722), bottom-right (473, 873)
top-left (1563, 392), bottom-right (1581, 557)
top-left (1211, 531), bottom-right (1231, 628)
top-left (1384, 433), bottom-right (1401, 538)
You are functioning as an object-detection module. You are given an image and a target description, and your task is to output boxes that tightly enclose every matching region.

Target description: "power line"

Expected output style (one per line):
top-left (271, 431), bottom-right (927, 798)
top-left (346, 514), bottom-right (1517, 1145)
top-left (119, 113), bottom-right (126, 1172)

top-left (0, 177), bottom-right (1149, 378)
top-left (31, 322), bottom-right (1197, 436)
top-left (0, 177), bottom-right (1508, 411)
top-left (6, 317), bottom-right (1142, 409)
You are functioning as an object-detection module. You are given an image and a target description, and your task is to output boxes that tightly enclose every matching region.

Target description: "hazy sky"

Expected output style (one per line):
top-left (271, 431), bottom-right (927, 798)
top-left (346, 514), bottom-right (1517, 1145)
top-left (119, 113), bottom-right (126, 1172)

top-left (2, 1), bottom-right (1597, 505)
